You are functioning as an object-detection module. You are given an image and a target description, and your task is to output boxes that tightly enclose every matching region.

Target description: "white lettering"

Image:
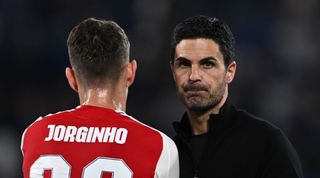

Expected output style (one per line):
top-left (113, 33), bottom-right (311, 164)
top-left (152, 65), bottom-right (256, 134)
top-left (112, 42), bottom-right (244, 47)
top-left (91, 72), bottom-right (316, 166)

top-left (53, 125), bottom-right (65, 141)
top-left (44, 125), bottom-right (55, 141)
top-left (64, 126), bottom-right (77, 142)
top-left (103, 127), bottom-right (117, 143)
top-left (44, 125), bottom-right (128, 144)
top-left (115, 128), bottom-right (128, 144)
top-left (91, 127), bottom-right (105, 142)
top-left (76, 127), bottom-right (88, 142)
top-left (86, 127), bottom-right (94, 142)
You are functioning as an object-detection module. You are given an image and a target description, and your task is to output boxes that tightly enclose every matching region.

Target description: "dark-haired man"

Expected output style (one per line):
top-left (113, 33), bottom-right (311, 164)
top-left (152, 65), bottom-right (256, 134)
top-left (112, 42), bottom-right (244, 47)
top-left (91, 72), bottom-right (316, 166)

top-left (21, 18), bottom-right (179, 178)
top-left (170, 15), bottom-right (303, 178)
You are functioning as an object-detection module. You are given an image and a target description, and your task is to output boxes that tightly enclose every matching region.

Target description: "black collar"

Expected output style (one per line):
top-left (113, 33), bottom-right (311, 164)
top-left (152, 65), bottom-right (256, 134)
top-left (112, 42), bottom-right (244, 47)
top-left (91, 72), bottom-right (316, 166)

top-left (173, 98), bottom-right (237, 138)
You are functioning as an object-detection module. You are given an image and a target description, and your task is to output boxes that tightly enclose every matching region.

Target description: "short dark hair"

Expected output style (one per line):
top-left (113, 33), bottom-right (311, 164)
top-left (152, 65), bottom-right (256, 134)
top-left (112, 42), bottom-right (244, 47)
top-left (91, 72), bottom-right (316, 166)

top-left (170, 15), bottom-right (235, 67)
top-left (67, 18), bottom-right (130, 87)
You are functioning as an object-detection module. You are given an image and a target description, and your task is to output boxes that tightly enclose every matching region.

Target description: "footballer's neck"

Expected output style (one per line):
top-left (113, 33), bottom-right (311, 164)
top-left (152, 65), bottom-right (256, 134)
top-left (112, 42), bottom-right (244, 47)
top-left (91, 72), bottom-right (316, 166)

top-left (79, 86), bottom-right (127, 112)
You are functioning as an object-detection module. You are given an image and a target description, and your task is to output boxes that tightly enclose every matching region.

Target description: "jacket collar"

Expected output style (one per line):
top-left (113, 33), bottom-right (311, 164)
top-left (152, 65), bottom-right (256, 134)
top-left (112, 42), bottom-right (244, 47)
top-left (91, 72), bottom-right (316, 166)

top-left (173, 98), bottom-right (236, 137)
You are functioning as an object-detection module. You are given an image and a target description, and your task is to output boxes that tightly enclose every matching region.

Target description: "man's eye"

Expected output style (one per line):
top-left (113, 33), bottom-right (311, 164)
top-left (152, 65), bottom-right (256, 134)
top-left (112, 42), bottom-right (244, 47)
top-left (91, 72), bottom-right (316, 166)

top-left (177, 61), bottom-right (190, 67)
top-left (202, 61), bottom-right (215, 68)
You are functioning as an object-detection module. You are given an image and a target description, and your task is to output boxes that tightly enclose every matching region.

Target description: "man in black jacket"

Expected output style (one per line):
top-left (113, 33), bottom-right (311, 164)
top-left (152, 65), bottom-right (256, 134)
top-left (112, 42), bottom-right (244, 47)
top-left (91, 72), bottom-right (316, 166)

top-left (170, 15), bottom-right (303, 178)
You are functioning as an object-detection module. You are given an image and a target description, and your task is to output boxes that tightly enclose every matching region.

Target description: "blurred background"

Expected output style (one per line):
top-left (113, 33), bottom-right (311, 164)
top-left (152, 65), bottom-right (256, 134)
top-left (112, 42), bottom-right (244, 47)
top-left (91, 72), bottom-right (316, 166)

top-left (1, 0), bottom-right (319, 177)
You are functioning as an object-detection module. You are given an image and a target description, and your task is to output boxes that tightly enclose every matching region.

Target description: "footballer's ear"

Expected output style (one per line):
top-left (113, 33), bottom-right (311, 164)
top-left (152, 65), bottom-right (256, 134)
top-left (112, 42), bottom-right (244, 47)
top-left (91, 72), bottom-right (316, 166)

top-left (125, 59), bottom-right (137, 87)
top-left (226, 61), bottom-right (237, 84)
top-left (65, 67), bottom-right (78, 92)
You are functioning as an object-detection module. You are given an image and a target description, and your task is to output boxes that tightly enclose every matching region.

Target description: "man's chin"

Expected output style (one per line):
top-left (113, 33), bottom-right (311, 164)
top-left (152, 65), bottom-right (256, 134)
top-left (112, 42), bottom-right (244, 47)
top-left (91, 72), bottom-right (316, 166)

top-left (184, 99), bottom-right (220, 113)
top-left (185, 102), bottom-right (211, 113)
top-left (185, 95), bottom-right (206, 102)
top-left (187, 105), bottom-right (212, 114)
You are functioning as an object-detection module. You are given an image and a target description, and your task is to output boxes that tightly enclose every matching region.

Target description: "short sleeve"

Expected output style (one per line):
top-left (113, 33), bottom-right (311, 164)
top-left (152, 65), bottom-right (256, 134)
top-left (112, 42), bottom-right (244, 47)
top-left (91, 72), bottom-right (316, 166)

top-left (154, 132), bottom-right (179, 178)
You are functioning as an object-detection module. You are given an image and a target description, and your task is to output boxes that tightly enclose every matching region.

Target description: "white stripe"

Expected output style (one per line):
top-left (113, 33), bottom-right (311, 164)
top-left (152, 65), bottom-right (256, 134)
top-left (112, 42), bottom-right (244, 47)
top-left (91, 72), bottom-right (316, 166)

top-left (117, 111), bottom-right (179, 178)
top-left (154, 132), bottom-right (179, 178)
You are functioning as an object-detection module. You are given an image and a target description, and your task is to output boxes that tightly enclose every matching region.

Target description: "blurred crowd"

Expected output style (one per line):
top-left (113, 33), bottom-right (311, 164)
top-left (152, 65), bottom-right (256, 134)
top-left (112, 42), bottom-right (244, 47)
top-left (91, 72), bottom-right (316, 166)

top-left (0, 0), bottom-right (319, 177)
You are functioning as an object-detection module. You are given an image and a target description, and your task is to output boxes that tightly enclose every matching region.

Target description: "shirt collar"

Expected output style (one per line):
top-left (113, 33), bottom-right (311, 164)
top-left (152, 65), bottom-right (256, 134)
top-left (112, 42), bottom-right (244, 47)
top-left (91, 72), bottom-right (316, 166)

top-left (173, 98), bottom-right (236, 137)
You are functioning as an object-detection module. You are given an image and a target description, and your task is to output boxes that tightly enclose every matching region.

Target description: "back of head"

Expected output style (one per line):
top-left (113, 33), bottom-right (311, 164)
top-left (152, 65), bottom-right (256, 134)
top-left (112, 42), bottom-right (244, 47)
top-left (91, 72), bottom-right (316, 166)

top-left (170, 15), bottom-right (235, 67)
top-left (67, 18), bottom-right (130, 88)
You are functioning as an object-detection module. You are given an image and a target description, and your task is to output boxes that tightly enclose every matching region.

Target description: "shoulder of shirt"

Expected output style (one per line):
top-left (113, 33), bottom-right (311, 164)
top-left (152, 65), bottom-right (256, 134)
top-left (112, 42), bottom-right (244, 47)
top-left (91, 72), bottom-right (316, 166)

top-left (24, 106), bottom-right (161, 134)
top-left (117, 111), bottom-right (174, 141)
top-left (235, 108), bottom-right (302, 174)
top-left (114, 111), bottom-right (178, 151)
top-left (20, 106), bottom-right (80, 153)
top-left (234, 108), bottom-right (282, 134)
top-left (232, 109), bottom-right (294, 152)
top-left (26, 106), bottom-right (81, 128)
top-left (21, 106), bottom-right (175, 146)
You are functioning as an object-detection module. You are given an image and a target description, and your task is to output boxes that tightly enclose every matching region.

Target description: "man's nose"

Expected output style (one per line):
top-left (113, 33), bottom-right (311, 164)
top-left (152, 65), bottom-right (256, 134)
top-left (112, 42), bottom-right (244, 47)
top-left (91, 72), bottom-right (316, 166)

top-left (189, 66), bottom-right (201, 81)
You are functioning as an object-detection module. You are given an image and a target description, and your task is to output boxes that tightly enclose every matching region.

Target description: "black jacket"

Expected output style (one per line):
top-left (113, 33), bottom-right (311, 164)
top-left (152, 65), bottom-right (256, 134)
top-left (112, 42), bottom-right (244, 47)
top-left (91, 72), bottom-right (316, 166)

top-left (173, 99), bottom-right (303, 178)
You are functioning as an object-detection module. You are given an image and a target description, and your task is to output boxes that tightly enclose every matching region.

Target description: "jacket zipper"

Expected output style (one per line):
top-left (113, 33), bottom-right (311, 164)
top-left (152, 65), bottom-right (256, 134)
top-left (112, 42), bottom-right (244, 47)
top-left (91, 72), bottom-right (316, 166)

top-left (194, 170), bottom-right (199, 178)
top-left (177, 134), bottom-right (199, 178)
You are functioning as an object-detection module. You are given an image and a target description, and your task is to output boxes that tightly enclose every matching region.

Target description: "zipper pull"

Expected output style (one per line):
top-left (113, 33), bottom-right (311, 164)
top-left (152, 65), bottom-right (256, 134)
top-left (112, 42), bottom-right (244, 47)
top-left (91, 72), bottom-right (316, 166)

top-left (194, 170), bottom-right (198, 178)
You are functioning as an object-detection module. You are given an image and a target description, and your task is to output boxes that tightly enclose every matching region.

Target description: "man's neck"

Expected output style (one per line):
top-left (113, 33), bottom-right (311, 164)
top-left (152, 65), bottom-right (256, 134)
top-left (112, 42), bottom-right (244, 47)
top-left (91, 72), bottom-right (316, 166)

top-left (187, 91), bottom-right (228, 135)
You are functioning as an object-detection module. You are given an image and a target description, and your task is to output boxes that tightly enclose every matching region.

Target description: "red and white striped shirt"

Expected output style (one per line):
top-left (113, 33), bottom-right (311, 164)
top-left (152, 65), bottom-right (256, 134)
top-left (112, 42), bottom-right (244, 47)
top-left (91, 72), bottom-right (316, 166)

top-left (21, 105), bottom-right (179, 178)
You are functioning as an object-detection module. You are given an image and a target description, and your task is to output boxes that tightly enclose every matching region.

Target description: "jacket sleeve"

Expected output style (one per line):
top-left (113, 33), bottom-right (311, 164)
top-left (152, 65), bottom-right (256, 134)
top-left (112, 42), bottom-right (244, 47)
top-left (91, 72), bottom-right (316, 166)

top-left (260, 129), bottom-right (304, 178)
top-left (154, 132), bottom-right (180, 178)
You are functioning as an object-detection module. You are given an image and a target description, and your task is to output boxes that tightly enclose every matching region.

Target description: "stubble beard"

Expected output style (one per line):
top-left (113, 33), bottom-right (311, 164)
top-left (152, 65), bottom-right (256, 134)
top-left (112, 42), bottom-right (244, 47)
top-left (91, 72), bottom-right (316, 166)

top-left (180, 78), bottom-right (227, 114)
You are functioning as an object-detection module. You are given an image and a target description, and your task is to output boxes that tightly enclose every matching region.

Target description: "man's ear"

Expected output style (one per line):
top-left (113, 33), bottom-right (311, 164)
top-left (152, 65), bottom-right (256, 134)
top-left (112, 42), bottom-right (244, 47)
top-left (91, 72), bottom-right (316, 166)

top-left (125, 60), bottom-right (137, 87)
top-left (226, 61), bottom-right (237, 84)
top-left (65, 67), bottom-right (79, 92)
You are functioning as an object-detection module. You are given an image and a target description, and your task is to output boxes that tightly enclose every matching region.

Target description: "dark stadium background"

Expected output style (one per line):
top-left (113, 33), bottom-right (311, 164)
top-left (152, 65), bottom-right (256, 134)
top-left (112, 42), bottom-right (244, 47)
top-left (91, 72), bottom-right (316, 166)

top-left (1, 0), bottom-right (319, 177)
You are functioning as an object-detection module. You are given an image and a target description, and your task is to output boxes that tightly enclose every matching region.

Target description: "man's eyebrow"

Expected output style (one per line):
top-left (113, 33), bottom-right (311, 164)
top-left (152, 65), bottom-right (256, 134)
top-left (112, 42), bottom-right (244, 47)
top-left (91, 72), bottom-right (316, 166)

top-left (175, 57), bottom-right (191, 62)
top-left (174, 56), bottom-right (218, 63)
top-left (199, 57), bottom-right (218, 62)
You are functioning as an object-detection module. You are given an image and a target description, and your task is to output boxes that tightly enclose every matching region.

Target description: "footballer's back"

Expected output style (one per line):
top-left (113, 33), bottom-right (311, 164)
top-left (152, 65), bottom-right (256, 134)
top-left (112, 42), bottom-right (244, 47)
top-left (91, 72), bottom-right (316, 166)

top-left (21, 105), bottom-right (179, 178)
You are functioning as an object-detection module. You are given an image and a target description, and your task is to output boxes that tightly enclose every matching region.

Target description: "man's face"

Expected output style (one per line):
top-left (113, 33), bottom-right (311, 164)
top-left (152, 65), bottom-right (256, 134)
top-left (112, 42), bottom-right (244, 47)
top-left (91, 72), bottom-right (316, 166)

top-left (172, 38), bottom-right (235, 113)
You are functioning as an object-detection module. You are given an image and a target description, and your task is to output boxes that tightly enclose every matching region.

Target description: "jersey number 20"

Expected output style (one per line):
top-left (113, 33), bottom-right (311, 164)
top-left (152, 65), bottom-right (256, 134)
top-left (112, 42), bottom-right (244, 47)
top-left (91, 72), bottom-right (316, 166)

top-left (30, 155), bottom-right (133, 178)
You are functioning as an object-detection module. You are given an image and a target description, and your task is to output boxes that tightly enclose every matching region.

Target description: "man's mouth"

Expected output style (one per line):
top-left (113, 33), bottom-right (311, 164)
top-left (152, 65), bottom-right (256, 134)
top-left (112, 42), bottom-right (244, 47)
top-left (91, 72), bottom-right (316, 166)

top-left (184, 84), bottom-right (208, 92)
top-left (184, 84), bottom-right (208, 97)
top-left (185, 90), bottom-right (206, 96)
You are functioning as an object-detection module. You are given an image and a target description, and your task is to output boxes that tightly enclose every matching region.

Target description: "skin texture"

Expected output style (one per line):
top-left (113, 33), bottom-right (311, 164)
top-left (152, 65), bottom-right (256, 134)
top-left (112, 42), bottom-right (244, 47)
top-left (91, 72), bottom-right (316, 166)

top-left (172, 39), bottom-right (236, 135)
top-left (65, 60), bottom-right (137, 112)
